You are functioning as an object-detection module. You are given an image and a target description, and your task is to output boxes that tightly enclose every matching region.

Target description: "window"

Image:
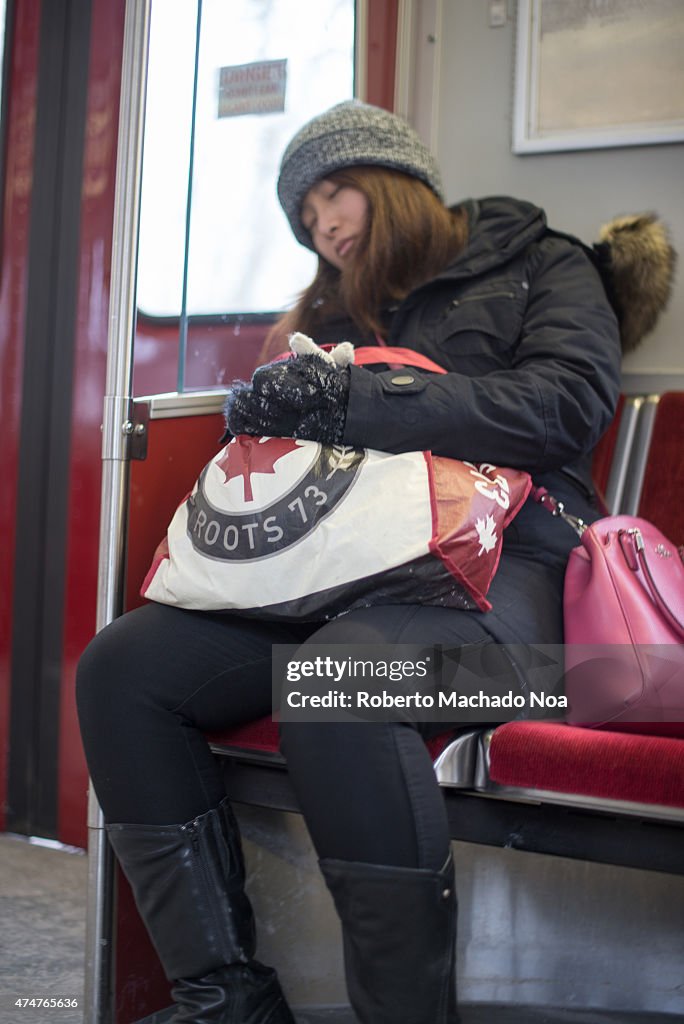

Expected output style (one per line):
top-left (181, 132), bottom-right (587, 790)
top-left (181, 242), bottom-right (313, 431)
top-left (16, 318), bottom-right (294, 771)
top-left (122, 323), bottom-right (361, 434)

top-left (137, 0), bottom-right (356, 320)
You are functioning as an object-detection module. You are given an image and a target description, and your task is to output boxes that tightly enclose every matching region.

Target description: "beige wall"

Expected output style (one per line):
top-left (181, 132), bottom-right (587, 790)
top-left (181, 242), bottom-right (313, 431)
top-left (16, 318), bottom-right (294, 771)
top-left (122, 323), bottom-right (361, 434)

top-left (430, 0), bottom-right (683, 373)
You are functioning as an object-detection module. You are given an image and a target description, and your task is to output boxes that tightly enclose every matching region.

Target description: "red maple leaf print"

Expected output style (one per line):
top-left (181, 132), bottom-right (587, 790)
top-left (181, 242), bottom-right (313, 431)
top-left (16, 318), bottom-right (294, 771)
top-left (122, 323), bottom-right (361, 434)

top-left (216, 435), bottom-right (301, 502)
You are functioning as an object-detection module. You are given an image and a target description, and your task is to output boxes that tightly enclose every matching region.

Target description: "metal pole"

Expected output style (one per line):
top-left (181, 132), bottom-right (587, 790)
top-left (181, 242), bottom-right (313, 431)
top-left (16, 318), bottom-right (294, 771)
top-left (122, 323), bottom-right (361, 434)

top-left (83, 1), bottom-right (151, 1021)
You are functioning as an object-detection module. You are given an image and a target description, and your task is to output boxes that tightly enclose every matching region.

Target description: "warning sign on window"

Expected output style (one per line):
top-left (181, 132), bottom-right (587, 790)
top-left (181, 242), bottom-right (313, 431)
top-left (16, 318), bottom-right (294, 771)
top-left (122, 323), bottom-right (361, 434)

top-left (218, 59), bottom-right (287, 118)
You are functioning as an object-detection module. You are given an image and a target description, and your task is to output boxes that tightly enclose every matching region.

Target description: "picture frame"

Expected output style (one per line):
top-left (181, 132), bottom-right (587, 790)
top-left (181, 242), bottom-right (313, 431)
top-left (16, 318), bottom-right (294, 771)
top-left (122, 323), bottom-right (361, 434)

top-left (512, 0), bottom-right (684, 154)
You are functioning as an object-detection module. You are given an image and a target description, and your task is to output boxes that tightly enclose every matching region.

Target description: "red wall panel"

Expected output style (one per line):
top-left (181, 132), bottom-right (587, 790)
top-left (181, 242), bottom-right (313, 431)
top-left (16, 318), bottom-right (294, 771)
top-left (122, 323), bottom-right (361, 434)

top-left (0, 0), bottom-right (41, 833)
top-left (57, 0), bottom-right (126, 848)
top-left (366, 0), bottom-right (398, 109)
top-left (126, 414), bottom-right (225, 612)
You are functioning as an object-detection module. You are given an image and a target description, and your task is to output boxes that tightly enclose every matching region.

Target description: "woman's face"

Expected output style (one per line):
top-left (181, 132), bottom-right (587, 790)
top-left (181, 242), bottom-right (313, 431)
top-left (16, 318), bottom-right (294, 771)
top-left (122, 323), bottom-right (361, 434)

top-left (300, 179), bottom-right (369, 270)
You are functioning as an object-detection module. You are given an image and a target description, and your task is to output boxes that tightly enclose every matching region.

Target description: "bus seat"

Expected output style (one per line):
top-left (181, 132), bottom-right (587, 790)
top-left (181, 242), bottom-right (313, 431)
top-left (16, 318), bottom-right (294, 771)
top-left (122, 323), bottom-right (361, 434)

top-left (636, 391), bottom-right (684, 543)
top-left (479, 720), bottom-right (684, 816)
top-left (591, 393), bottom-right (625, 510)
top-left (208, 719), bottom-right (478, 785)
top-left (596, 394), bottom-right (642, 513)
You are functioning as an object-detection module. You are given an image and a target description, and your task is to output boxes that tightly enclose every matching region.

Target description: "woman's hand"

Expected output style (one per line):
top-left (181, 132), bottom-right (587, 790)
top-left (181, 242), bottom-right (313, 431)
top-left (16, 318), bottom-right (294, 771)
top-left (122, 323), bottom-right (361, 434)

top-left (223, 354), bottom-right (350, 444)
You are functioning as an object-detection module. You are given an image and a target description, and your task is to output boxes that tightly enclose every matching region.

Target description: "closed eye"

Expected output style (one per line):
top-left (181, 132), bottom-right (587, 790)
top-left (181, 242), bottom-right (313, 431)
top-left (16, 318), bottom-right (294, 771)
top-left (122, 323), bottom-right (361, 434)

top-left (301, 184), bottom-right (341, 233)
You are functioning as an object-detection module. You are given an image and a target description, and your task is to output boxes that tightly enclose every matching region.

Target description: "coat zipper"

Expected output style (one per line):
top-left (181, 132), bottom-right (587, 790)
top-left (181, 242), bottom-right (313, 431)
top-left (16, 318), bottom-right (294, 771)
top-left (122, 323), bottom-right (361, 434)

top-left (448, 289), bottom-right (517, 308)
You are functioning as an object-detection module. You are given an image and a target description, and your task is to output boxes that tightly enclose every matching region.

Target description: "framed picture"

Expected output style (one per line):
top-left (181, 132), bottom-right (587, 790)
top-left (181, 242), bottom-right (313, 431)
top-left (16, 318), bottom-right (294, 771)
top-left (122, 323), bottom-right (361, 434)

top-left (512, 0), bottom-right (684, 153)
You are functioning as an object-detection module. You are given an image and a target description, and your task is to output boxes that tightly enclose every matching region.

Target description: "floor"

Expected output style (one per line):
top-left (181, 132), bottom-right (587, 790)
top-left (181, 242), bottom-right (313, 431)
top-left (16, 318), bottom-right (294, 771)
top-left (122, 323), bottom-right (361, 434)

top-left (0, 833), bottom-right (86, 1024)
top-left (140, 1004), bottom-right (681, 1023)
top-left (0, 832), bottom-right (680, 1024)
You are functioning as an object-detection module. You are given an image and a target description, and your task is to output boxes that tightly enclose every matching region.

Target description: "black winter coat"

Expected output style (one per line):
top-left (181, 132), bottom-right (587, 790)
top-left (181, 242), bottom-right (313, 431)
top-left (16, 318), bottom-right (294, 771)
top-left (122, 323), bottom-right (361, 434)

top-left (316, 196), bottom-right (622, 570)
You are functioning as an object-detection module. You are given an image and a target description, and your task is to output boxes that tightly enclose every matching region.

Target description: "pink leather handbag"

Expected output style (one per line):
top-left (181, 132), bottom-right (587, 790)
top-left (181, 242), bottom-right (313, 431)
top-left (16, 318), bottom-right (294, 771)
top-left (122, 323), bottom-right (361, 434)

top-left (535, 489), bottom-right (684, 732)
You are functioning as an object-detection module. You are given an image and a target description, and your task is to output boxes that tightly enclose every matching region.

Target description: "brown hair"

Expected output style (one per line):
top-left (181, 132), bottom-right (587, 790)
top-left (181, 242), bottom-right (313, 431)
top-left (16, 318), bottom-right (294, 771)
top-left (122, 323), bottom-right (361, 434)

top-left (262, 166), bottom-right (468, 359)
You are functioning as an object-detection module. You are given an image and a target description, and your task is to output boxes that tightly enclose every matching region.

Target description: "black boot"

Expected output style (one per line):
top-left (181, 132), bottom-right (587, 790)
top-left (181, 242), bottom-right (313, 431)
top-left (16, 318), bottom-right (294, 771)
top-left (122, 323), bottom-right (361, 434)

top-left (106, 798), bottom-right (296, 1023)
top-left (320, 853), bottom-right (458, 1024)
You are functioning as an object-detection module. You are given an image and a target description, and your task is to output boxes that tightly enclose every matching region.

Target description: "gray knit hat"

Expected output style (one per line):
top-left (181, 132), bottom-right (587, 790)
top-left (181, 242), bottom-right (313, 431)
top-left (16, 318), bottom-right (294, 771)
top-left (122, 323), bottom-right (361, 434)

top-left (277, 100), bottom-right (445, 250)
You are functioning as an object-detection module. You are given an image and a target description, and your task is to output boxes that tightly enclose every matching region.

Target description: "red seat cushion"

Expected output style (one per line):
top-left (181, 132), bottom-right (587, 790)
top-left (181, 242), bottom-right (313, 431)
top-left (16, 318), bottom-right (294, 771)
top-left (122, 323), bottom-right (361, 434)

top-left (208, 717), bottom-right (281, 754)
top-left (489, 721), bottom-right (684, 808)
top-left (208, 717), bottom-right (455, 761)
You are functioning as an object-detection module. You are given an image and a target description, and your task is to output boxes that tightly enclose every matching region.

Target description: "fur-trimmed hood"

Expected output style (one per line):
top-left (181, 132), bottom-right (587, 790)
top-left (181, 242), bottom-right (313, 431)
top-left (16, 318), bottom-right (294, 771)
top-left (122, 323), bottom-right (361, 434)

top-left (593, 213), bottom-right (677, 354)
top-left (445, 200), bottom-right (677, 356)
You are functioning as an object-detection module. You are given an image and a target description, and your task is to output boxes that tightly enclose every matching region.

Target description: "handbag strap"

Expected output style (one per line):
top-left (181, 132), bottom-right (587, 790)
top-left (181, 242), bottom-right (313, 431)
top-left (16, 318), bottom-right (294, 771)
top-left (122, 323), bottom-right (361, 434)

top-left (352, 346), bottom-right (448, 374)
top-left (534, 486), bottom-right (684, 637)
top-left (532, 485), bottom-right (587, 538)
top-left (274, 342), bottom-right (448, 375)
top-left (618, 527), bottom-right (684, 638)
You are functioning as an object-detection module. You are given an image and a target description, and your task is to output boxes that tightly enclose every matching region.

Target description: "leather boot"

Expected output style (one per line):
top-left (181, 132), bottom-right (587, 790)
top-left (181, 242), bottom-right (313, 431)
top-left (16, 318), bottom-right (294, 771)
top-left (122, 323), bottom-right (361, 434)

top-left (106, 797), bottom-right (296, 1024)
top-left (320, 853), bottom-right (459, 1024)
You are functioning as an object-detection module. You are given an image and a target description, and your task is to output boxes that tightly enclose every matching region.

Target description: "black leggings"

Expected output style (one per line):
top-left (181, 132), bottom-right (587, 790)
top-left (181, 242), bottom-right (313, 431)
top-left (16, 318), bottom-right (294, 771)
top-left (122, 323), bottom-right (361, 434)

top-left (76, 556), bottom-right (562, 872)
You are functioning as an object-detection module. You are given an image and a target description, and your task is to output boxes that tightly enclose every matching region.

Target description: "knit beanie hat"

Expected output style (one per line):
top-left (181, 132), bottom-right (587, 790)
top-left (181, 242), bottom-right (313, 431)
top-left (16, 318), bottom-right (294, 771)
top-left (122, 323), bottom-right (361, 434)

top-left (277, 100), bottom-right (445, 250)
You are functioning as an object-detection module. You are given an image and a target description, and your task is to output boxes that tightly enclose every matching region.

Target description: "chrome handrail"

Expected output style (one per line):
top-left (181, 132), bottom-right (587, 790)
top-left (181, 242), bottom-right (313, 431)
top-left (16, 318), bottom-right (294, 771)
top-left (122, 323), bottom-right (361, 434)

top-left (84, 2), bottom-right (151, 1021)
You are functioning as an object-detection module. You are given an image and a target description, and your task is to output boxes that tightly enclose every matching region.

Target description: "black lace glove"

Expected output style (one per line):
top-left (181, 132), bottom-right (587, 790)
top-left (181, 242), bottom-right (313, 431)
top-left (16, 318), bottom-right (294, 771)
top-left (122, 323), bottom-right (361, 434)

top-left (223, 354), bottom-right (350, 444)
